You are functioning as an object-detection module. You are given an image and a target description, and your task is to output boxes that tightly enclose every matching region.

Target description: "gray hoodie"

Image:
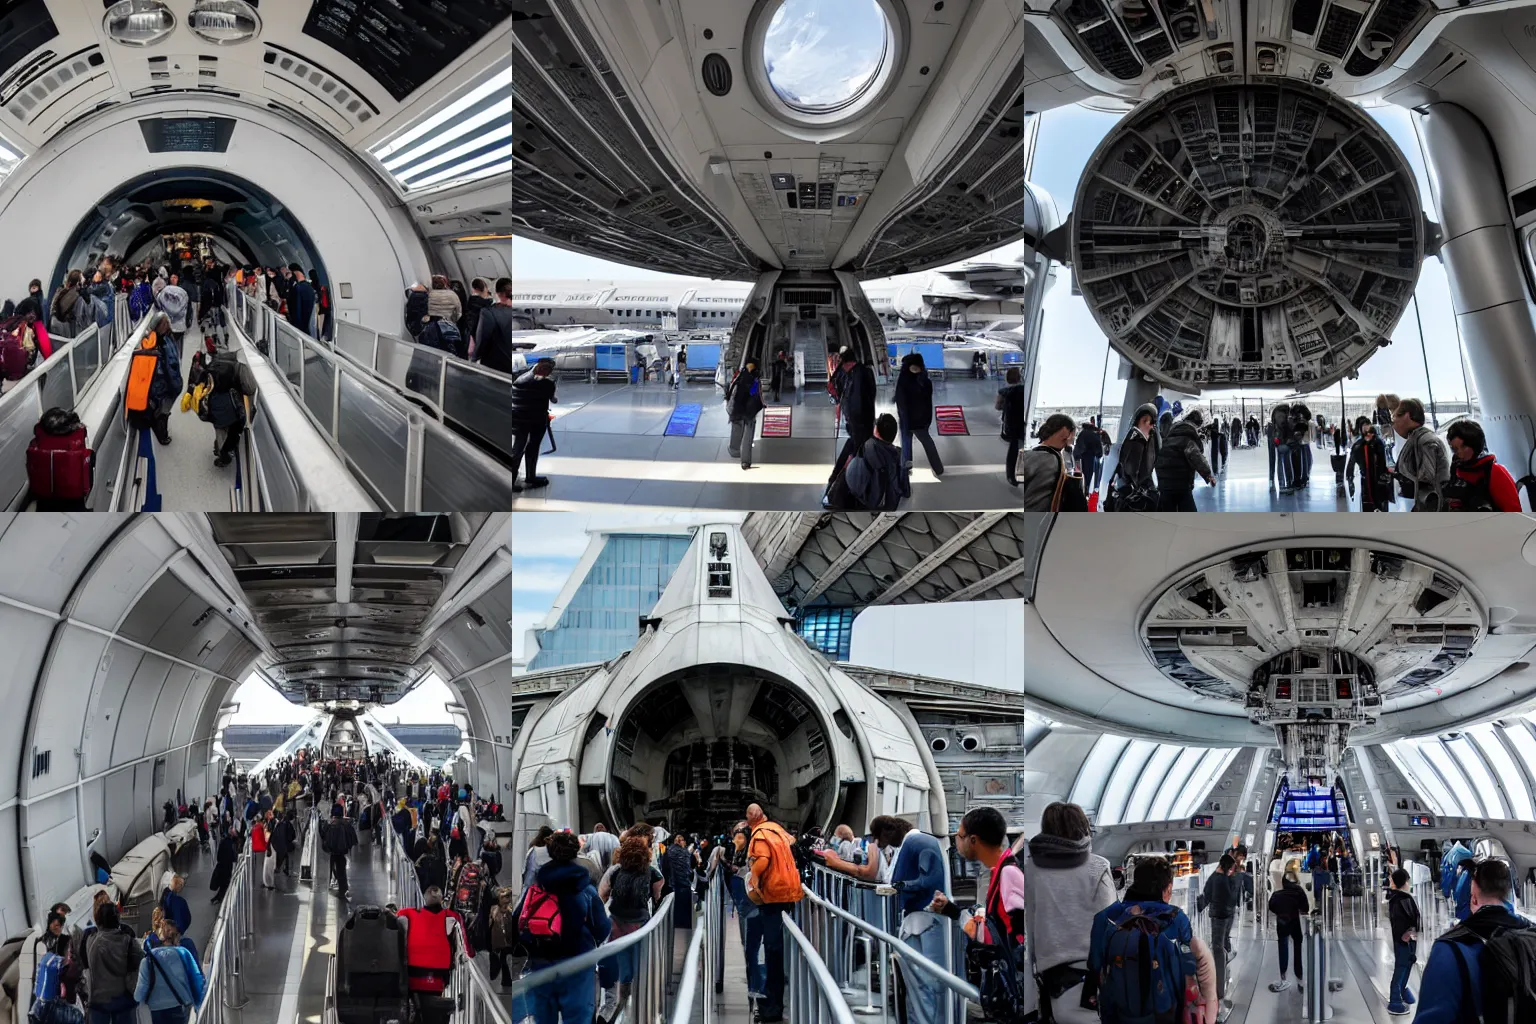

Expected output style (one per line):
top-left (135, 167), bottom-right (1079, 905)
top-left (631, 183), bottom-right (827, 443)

top-left (156, 284), bottom-right (190, 333)
top-left (1395, 424), bottom-right (1449, 511)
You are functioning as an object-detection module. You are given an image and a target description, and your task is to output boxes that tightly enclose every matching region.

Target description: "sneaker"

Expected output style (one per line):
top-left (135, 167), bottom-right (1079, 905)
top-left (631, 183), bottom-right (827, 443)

top-left (1403, 989), bottom-right (1415, 1005)
top-left (1268, 979), bottom-right (1290, 992)
top-left (1387, 1003), bottom-right (1410, 1016)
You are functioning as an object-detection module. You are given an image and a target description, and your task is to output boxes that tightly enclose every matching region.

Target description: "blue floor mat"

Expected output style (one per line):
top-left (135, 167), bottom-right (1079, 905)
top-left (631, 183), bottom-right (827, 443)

top-left (664, 404), bottom-right (703, 437)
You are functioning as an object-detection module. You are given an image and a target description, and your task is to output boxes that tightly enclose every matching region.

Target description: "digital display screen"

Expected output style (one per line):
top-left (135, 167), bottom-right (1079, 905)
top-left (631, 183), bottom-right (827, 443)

top-left (1409, 815), bottom-right (1434, 827)
top-left (1190, 815), bottom-right (1214, 829)
top-left (302, 0), bottom-right (514, 102)
top-left (139, 117), bottom-right (237, 153)
top-left (0, 2), bottom-right (56, 89)
top-left (1273, 783), bottom-right (1348, 831)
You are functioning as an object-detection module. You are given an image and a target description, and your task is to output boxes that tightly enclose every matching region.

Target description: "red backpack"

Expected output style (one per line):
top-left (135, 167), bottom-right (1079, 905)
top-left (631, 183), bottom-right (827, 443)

top-left (516, 883), bottom-right (567, 957)
top-left (27, 416), bottom-right (92, 501)
top-left (0, 317), bottom-right (29, 380)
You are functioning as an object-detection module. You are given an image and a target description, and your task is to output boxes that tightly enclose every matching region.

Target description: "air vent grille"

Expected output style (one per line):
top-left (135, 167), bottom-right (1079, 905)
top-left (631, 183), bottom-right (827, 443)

top-left (263, 45), bottom-right (375, 124)
top-left (12, 50), bottom-right (107, 119)
top-left (782, 289), bottom-right (833, 305)
top-left (702, 53), bottom-right (731, 96)
top-left (1315, 6), bottom-right (1364, 58)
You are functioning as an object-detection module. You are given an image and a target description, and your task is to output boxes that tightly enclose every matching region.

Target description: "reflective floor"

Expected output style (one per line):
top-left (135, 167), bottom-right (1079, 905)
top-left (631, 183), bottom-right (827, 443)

top-left (515, 376), bottom-right (1023, 510)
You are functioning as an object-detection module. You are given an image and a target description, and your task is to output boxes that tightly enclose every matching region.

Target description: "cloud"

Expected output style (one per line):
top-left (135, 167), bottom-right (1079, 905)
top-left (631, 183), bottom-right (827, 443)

top-left (511, 562), bottom-right (581, 597)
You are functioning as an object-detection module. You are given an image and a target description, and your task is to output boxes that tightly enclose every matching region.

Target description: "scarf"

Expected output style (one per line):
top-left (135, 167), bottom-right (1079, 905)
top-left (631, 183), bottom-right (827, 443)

top-left (1028, 832), bottom-right (1091, 869)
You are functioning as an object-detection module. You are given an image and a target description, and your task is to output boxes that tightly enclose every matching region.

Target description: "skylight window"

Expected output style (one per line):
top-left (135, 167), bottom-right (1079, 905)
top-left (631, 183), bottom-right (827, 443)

top-left (368, 63), bottom-right (511, 193)
top-left (0, 132), bottom-right (23, 188)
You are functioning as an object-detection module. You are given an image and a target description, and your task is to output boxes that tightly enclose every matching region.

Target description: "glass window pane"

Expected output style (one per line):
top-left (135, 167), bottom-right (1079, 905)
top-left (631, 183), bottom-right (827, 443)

top-left (1069, 735), bottom-right (1130, 814)
top-left (1421, 740), bottom-right (1483, 817)
top-left (1448, 736), bottom-right (1507, 819)
top-left (1098, 740), bottom-right (1159, 827)
top-left (1505, 722), bottom-right (1536, 816)
top-left (1148, 747), bottom-right (1206, 822)
top-left (1124, 744), bottom-right (1183, 824)
top-left (1382, 743), bottom-right (1453, 817)
top-left (1171, 748), bottom-right (1237, 821)
top-left (1470, 725), bottom-right (1533, 821)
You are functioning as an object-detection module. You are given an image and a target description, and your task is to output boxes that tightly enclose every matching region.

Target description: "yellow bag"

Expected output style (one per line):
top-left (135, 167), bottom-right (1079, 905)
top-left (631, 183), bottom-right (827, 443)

top-left (183, 379), bottom-right (210, 414)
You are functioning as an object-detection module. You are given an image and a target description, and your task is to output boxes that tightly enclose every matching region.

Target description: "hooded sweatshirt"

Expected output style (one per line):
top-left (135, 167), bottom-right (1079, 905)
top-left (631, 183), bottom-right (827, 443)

top-left (523, 859), bottom-right (612, 961)
top-left (894, 354), bottom-right (934, 429)
top-left (1024, 834), bottom-right (1115, 973)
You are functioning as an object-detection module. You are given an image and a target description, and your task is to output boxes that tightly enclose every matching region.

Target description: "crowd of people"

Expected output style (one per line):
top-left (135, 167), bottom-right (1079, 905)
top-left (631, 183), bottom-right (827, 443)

top-left (403, 275), bottom-right (513, 374)
top-left (1012, 392), bottom-right (1528, 511)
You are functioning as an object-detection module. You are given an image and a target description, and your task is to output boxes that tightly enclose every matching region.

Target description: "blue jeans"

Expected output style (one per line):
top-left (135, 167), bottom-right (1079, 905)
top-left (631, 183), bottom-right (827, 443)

top-left (151, 1009), bottom-right (188, 1024)
top-left (596, 924), bottom-right (640, 987)
top-left (1300, 444), bottom-right (1313, 480)
top-left (900, 920), bottom-right (948, 1024)
top-left (1312, 870), bottom-right (1332, 903)
top-left (1275, 444), bottom-right (1291, 487)
top-left (728, 875), bottom-right (766, 993)
top-left (526, 965), bottom-right (596, 1024)
top-left (89, 996), bottom-right (138, 1024)
top-left (1389, 940), bottom-right (1415, 1006)
top-left (1080, 454), bottom-right (1102, 493)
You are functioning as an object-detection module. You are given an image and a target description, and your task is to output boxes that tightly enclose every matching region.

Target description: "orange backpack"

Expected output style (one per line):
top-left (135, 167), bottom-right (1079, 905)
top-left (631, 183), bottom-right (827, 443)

top-left (124, 332), bottom-right (160, 414)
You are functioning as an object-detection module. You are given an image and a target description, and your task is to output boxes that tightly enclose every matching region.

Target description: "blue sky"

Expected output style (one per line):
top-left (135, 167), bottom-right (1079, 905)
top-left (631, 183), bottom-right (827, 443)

top-left (764, 0), bottom-right (887, 107)
top-left (230, 673), bottom-right (456, 724)
top-left (512, 100), bottom-right (1474, 408)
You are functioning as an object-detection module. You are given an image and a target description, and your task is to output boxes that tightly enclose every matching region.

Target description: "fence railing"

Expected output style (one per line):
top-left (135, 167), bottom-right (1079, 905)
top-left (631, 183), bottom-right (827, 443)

top-left (301, 808), bottom-right (320, 884)
top-left (191, 845), bottom-right (255, 1024)
top-left (784, 912), bottom-right (858, 1024)
top-left (511, 893), bottom-right (678, 1024)
top-left (233, 290), bottom-right (509, 511)
top-left (670, 865), bottom-right (730, 1024)
top-left (384, 810), bottom-right (422, 909)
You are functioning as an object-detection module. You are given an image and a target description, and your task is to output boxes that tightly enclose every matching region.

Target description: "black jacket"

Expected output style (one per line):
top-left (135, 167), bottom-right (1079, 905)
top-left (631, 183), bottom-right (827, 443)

top-left (1386, 887), bottom-right (1420, 945)
top-left (1117, 427), bottom-right (1159, 491)
top-left (403, 288), bottom-right (429, 338)
top-left (1203, 870), bottom-right (1239, 919)
top-left (511, 368), bottom-right (557, 430)
top-left (287, 280), bottom-right (316, 332)
top-left (841, 363), bottom-right (876, 430)
top-left (829, 435), bottom-right (904, 511)
top-left (996, 383), bottom-right (1025, 440)
top-left (725, 368), bottom-right (764, 422)
top-left (1268, 880), bottom-right (1310, 924)
top-left (893, 355), bottom-right (933, 429)
top-left (1073, 425), bottom-right (1104, 460)
top-left (1155, 420), bottom-right (1208, 492)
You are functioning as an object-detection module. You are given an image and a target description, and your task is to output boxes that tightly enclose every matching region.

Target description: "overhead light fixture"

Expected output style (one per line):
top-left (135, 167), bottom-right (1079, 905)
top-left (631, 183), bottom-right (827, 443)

top-left (189, 0), bottom-right (261, 45)
top-left (104, 0), bottom-right (177, 47)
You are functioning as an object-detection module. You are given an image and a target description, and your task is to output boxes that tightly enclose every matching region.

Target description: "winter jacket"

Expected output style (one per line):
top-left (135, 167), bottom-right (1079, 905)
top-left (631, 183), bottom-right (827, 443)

top-left (426, 289), bottom-right (462, 324)
top-left (49, 287), bottom-right (90, 338)
top-left (1023, 838), bottom-right (1114, 973)
top-left (1114, 404), bottom-right (1161, 493)
top-left (1346, 435), bottom-right (1394, 507)
top-left (473, 304), bottom-right (514, 373)
top-left (404, 287), bottom-right (430, 338)
top-left (82, 926), bottom-right (142, 1005)
top-left (1385, 887), bottom-right (1420, 947)
top-left (510, 368), bottom-right (557, 430)
top-left (88, 281), bottom-right (115, 326)
top-left (1414, 905), bottom-right (1529, 1024)
top-left (893, 355), bottom-right (933, 429)
top-left (1446, 451), bottom-right (1522, 512)
top-left (840, 363), bottom-right (876, 432)
top-left (462, 294), bottom-right (492, 344)
top-left (517, 859), bottom-right (612, 961)
top-left (287, 280), bottom-right (316, 334)
top-left (1018, 446), bottom-right (1068, 511)
top-left (1155, 420), bottom-right (1212, 493)
top-left (1267, 880), bottom-right (1310, 924)
top-left (1073, 424), bottom-right (1104, 460)
top-left (1395, 424), bottom-right (1450, 511)
top-left (829, 435), bottom-right (904, 511)
top-left (1202, 870), bottom-right (1239, 919)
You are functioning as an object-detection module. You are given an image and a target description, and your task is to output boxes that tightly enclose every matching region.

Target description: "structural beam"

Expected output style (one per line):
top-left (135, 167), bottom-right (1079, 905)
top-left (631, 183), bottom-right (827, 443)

top-left (797, 514), bottom-right (907, 608)
top-left (869, 512), bottom-right (1009, 606)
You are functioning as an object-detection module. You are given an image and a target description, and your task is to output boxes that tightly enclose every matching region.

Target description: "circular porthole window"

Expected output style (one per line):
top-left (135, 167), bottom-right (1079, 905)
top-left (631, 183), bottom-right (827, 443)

top-left (189, 0), bottom-right (262, 45)
top-left (748, 0), bottom-right (904, 128)
top-left (104, 0), bottom-right (177, 47)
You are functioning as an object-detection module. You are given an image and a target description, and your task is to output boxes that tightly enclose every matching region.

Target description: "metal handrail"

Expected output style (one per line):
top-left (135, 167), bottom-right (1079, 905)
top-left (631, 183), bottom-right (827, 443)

top-left (191, 845), bottom-right (255, 1024)
top-left (511, 892), bottom-right (677, 1022)
top-left (670, 864), bottom-right (730, 1024)
top-left (385, 809), bottom-right (423, 908)
top-left (784, 913), bottom-right (858, 1024)
top-left (301, 808), bottom-right (320, 884)
top-left (796, 887), bottom-right (980, 1003)
top-left (445, 925), bottom-right (514, 1024)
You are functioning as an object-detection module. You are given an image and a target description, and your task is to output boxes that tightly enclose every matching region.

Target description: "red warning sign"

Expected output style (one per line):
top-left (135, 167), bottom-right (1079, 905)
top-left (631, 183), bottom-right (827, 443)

top-left (762, 406), bottom-right (793, 437)
top-left (934, 406), bottom-right (969, 436)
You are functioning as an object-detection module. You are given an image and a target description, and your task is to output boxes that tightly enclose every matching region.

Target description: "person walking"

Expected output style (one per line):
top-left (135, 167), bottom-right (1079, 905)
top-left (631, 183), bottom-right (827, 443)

top-left (769, 349), bottom-right (788, 403)
top-left (894, 352), bottom-right (943, 488)
top-left (1384, 867), bottom-right (1420, 1015)
top-left (745, 802), bottom-right (803, 1024)
top-left (322, 806), bottom-right (357, 899)
top-left (724, 358), bottom-right (764, 470)
top-left (514, 832), bottom-right (610, 1024)
top-left (1266, 868), bottom-right (1310, 992)
top-left (1346, 419), bottom-right (1394, 511)
top-left (996, 367), bottom-right (1026, 486)
top-left (1074, 415), bottom-right (1105, 498)
top-left (1203, 854), bottom-right (1240, 1017)
top-left (256, 811), bottom-right (276, 889)
top-left (511, 358), bottom-right (557, 493)
top-left (1107, 404), bottom-right (1160, 511)
top-left (1155, 410), bottom-right (1215, 511)
top-left (209, 825), bottom-right (238, 903)
top-left (831, 352), bottom-right (876, 482)
top-left (596, 834), bottom-right (664, 1021)
top-left (81, 901), bottom-right (143, 1024)
top-left (1021, 802), bottom-right (1113, 1023)
top-left (133, 921), bottom-right (204, 1024)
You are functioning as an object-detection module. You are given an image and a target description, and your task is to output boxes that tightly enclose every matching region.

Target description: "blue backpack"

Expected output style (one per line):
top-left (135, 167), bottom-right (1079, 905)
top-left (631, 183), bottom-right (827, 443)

top-left (1097, 903), bottom-right (1185, 1024)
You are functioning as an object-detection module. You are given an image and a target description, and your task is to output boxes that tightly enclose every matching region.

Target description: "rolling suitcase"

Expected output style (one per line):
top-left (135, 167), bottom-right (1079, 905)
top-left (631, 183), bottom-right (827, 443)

top-left (334, 906), bottom-right (409, 1024)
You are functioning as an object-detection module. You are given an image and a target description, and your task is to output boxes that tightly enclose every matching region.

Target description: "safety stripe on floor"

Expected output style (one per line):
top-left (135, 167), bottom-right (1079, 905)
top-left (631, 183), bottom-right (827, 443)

top-left (762, 407), bottom-right (792, 437)
top-left (935, 405), bottom-right (969, 435)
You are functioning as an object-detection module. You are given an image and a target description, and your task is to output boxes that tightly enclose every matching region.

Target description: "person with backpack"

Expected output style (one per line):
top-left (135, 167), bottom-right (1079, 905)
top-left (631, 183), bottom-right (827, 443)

top-left (154, 275), bottom-right (189, 348)
top-left (746, 802), bottom-right (803, 1024)
top-left (27, 408), bottom-right (94, 511)
top-left (724, 357), bottom-right (764, 469)
top-left (1415, 858), bottom-right (1532, 1023)
top-left (1087, 857), bottom-right (1199, 1024)
top-left (596, 834), bottom-right (665, 1021)
top-left (1445, 419), bottom-right (1522, 511)
top-left (125, 313), bottom-right (182, 446)
top-left (80, 900), bottom-right (142, 1024)
top-left (322, 807), bottom-right (357, 899)
top-left (996, 366), bottom-right (1027, 486)
top-left (933, 806), bottom-right (1027, 1023)
top-left (49, 271), bottom-right (92, 339)
top-left (827, 412), bottom-right (905, 510)
top-left (1265, 867), bottom-right (1310, 992)
top-left (830, 351), bottom-right (876, 482)
top-left (515, 830), bottom-right (611, 1024)
top-left (1155, 409), bottom-right (1215, 511)
top-left (1384, 867), bottom-right (1420, 1015)
top-left (1017, 414), bottom-right (1087, 512)
top-left (894, 352), bottom-right (943, 485)
top-left (132, 920), bottom-right (203, 1024)
top-left (404, 283), bottom-right (430, 338)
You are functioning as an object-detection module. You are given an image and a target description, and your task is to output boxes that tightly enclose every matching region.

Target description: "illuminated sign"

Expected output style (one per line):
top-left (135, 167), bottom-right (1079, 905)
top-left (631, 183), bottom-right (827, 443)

top-left (1409, 814), bottom-right (1434, 827)
top-left (1190, 815), bottom-right (1214, 829)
